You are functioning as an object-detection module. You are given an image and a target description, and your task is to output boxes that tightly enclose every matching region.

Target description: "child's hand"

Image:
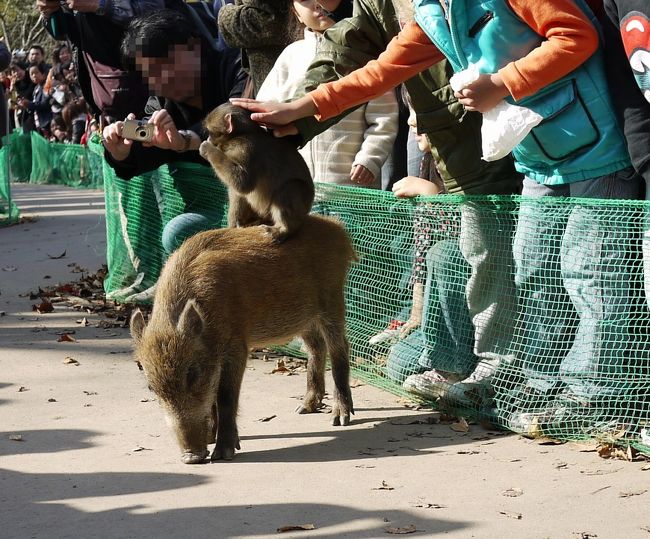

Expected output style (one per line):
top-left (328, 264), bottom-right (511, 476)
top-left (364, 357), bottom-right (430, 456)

top-left (229, 95), bottom-right (317, 136)
top-left (350, 164), bottom-right (375, 186)
top-left (392, 176), bottom-right (441, 198)
top-left (455, 73), bottom-right (509, 113)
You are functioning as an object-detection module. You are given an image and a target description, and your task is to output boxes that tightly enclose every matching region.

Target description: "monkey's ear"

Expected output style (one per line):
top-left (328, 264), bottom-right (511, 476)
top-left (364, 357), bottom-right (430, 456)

top-left (225, 113), bottom-right (234, 134)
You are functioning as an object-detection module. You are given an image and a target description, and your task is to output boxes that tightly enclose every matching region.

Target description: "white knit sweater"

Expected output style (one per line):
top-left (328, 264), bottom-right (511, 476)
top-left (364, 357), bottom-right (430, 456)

top-left (257, 29), bottom-right (398, 187)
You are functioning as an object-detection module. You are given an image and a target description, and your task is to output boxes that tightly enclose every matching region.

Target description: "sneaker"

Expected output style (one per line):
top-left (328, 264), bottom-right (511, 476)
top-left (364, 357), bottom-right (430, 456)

top-left (641, 428), bottom-right (650, 446)
top-left (403, 369), bottom-right (463, 399)
top-left (369, 320), bottom-right (406, 346)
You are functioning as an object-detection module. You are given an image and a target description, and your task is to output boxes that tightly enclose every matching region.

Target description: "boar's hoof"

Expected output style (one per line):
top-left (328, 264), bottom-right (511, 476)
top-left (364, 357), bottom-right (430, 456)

top-left (181, 449), bottom-right (209, 464)
top-left (332, 413), bottom-right (351, 426)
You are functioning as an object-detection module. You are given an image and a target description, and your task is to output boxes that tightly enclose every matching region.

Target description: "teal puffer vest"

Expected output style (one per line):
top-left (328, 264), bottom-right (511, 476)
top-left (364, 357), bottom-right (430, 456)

top-left (413, 0), bottom-right (631, 184)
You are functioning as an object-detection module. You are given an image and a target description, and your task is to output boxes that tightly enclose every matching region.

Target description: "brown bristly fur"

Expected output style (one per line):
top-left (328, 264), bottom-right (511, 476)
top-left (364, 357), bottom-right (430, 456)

top-left (131, 215), bottom-right (357, 464)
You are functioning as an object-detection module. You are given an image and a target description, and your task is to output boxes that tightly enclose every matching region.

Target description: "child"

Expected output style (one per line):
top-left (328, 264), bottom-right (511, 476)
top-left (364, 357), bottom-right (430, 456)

top-left (233, 0), bottom-right (642, 423)
top-left (255, 0), bottom-right (398, 188)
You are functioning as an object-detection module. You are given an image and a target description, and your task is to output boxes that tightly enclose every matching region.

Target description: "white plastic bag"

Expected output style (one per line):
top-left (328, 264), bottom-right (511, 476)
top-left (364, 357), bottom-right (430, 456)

top-left (450, 64), bottom-right (543, 161)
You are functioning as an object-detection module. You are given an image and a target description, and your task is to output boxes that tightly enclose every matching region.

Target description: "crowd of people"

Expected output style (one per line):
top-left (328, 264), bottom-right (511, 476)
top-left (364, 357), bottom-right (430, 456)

top-left (1, 42), bottom-right (95, 144)
top-left (22, 0), bottom-right (650, 432)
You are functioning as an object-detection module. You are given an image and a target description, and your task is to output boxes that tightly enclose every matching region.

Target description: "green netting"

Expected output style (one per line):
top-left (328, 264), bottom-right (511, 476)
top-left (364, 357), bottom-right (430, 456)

top-left (30, 131), bottom-right (104, 188)
top-left (4, 132), bottom-right (648, 452)
top-left (0, 146), bottom-right (19, 226)
top-left (3, 129), bottom-right (32, 182)
top-left (101, 159), bottom-right (650, 452)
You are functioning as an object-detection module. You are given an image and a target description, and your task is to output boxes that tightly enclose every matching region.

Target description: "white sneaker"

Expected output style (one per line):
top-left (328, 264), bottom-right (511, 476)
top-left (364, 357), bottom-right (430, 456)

top-left (403, 370), bottom-right (463, 399)
top-left (368, 320), bottom-right (405, 345)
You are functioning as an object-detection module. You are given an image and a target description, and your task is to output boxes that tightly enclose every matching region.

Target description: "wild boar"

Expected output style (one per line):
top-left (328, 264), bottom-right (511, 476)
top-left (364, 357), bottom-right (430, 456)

top-left (130, 214), bottom-right (356, 464)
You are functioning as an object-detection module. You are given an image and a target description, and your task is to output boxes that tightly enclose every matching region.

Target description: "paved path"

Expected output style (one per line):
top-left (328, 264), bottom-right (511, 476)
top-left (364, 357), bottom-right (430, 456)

top-left (1, 184), bottom-right (649, 539)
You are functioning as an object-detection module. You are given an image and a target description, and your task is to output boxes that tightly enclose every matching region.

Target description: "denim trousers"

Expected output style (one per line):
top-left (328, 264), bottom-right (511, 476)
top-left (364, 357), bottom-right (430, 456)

top-left (513, 169), bottom-right (642, 398)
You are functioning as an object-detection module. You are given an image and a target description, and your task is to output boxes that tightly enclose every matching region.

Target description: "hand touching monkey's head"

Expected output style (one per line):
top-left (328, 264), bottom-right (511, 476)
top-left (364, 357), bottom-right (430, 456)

top-left (203, 103), bottom-right (264, 146)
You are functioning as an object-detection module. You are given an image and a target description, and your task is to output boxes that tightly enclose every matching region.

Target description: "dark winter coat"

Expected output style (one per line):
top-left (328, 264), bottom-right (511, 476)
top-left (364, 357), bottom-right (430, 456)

top-left (217, 0), bottom-right (301, 95)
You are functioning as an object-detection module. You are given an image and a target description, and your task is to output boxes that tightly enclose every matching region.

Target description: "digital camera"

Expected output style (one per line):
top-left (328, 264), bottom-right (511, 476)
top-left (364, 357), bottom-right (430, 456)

top-left (121, 119), bottom-right (154, 143)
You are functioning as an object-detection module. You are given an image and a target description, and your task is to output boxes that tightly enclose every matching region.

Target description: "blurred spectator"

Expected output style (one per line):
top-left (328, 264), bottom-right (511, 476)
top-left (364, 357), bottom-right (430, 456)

top-left (62, 96), bottom-right (89, 143)
top-left (8, 61), bottom-right (35, 130)
top-left (0, 40), bottom-right (11, 143)
top-left (27, 45), bottom-right (49, 69)
top-left (49, 116), bottom-right (70, 143)
top-left (44, 43), bottom-right (72, 94)
top-left (37, 0), bottom-right (164, 120)
top-left (17, 63), bottom-right (52, 136)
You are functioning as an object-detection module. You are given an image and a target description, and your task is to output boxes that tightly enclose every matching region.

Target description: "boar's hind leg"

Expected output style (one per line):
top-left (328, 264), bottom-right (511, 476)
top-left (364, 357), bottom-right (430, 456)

top-left (211, 343), bottom-right (248, 461)
top-left (323, 318), bottom-right (354, 426)
top-left (295, 325), bottom-right (327, 414)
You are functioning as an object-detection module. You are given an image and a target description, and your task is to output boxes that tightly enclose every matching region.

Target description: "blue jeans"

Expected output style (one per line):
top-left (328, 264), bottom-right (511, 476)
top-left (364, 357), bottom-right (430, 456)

top-left (513, 168), bottom-right (642, 399)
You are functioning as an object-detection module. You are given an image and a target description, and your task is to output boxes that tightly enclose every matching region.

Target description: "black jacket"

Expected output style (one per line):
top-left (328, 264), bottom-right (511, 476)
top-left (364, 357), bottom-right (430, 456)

top-left (105, 44), bottom-right (246, 180)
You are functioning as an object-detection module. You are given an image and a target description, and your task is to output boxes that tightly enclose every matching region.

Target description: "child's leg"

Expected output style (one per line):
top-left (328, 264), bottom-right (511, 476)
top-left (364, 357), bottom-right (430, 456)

top-left (512, 180), bottom-right (576, 394)
top-left (560, 167), bottom-right (643, 400)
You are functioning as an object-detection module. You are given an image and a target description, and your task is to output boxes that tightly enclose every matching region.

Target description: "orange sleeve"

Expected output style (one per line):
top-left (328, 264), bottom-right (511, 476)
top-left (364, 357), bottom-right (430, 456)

top-left (310, 21), bottom-right (444, 121)
top-left (498, 0), bottom-right (599, 101)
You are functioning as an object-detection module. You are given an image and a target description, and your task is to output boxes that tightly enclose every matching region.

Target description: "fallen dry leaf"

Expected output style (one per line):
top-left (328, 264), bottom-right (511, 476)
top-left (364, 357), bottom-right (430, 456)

top-left (57, 333), bottom-right (77, 343)
top-left (18, 386), bottom-right (28, 392)
top-left (502, 488), bottom-right (524, 497)
top-left (499, 511), bottom-right (522, 520)
top-left (590, 486), bottom-right (611, 495)
top-left (373, 481), bottom-right (394, 491)
top-left (132, 446), bottom-right (152, 452)
top-left (8, 434), bottom-right (23, 441)
top-left (642, 464), bottom-right (650, 471)
top-left (47, 398), bottom-right (57, 402)
top-left (258, 415), bottom-right (277, 422)
top-left (619, 489), bottom-right (647, 498)
top-left (450, 417), bottom-right (469, 433)
top-left (641, 525), bottom-right (650, 533)
top-left (413, 503), bottom-right (446, 509)
top-left (63, 357), bottom-right (79, 365)
top-left (76, 317), bottom-right (89, 326)
top-left (385, 525), bottom-right (417, 535)
top-left (32, 299), bottom-right (54, 314)
top-left (573, 533), bottom-right (598, 539)
top-left (271, 359), bottom-right (290, 374)
top-left (2, 265), bottom-right (17, 271)
top-left (83, 391), bottom-right (98, 396)
top-left (276, 524), bottom-right (316, 533)
top-left (46, 250), bottom-right (66, 259)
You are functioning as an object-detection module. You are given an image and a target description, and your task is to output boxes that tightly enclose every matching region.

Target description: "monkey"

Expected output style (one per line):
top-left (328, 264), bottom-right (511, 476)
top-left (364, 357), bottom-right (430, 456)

top-left (199, 103), bottom-right (315, 243)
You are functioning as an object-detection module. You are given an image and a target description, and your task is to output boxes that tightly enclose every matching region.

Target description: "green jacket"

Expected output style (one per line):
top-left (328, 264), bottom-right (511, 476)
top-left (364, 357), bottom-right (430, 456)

top-left (292, 0), bottom-right (521, 195)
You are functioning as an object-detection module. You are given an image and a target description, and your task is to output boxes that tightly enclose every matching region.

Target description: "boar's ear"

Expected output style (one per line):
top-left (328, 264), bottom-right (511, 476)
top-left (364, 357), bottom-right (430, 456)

top-left (177, 299), bottom-right (205, 339)
top-left (130, 309), bottom-right (146, 343)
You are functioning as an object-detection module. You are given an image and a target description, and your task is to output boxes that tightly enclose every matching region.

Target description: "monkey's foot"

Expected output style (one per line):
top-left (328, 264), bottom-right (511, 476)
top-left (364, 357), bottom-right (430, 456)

top-left (259, 224), bottom-right (289, 244)
top-left (332, 392), bottom-right (354, 426)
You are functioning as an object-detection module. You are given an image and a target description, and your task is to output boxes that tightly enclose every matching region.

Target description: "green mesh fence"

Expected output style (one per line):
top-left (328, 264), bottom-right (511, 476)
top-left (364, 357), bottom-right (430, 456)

top-left (0, 146), bottom-right (19, 225)
top-left (30, 131), bottom-right (104, 188)
top-left (4, 131), bottom-right (649, 452)
top-left (4, 129), bottom-right (32, 182)
top-left (99, 154), bottom-right (650, 453)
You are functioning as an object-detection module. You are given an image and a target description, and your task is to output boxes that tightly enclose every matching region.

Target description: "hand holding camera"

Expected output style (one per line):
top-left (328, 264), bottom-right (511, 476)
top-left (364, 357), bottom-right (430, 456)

top-left (103, 110), bottom-right (193, 162)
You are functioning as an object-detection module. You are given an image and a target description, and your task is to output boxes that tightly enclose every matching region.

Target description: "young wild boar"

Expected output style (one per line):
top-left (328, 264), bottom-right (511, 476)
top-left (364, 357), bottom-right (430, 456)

top-left (130, 215), bottom-right (356, 464)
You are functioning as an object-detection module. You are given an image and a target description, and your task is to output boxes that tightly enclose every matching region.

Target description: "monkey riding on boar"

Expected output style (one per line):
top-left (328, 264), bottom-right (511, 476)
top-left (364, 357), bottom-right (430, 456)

top-left (200, 103), bottom-right (315, 243)
top-left (130, 215), bottom-right (357, 464)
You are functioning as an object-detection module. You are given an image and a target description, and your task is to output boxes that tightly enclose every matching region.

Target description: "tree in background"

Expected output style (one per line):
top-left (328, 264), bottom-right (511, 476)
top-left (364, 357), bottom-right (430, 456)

top-left (0, 0), bottom-right (55, 55)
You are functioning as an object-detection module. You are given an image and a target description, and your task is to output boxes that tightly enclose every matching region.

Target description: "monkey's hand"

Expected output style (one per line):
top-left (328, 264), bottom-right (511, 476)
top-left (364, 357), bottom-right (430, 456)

top-left (199, 140), bottom-right (215, 161)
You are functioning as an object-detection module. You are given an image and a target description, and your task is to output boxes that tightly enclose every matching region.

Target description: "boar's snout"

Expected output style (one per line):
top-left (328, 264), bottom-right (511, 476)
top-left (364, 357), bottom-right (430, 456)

top-left (181, 449), bottom-right (209, 464)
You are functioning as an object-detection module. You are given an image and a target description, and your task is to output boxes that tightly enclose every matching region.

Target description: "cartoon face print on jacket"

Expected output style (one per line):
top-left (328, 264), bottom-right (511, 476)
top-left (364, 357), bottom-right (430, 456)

top-left (621, 11), bottom-right (650, 102)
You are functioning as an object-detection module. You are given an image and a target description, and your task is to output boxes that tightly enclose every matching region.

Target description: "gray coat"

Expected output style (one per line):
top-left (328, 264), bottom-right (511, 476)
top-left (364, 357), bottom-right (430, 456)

top-left (218, 0), bottom-right (301, 95)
